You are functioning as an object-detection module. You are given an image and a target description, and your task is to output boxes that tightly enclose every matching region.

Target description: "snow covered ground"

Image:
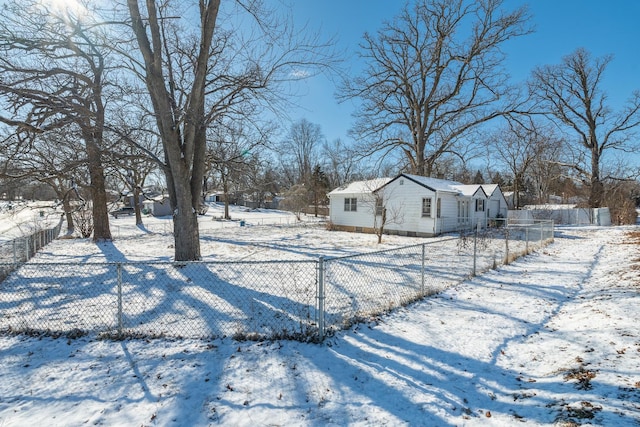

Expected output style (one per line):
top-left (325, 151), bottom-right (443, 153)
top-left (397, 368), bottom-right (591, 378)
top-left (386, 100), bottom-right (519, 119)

top-left (0, 201), bottom-right (61, 242)
top-left (0, 206), bottom-right (639, 426)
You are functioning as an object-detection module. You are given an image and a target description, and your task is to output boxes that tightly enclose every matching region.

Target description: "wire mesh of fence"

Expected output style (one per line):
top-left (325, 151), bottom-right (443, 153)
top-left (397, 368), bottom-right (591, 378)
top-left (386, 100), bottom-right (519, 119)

top-left (0, 218), bottom-right (63, 277)
top-left (322, 238), bottom-right (459, 333)
top-left (0, 220), bottom-right (553, 341)
top-left (0, 260), bottom-right (319, 341)
top-left (319, 221), bottom-right (553, 335)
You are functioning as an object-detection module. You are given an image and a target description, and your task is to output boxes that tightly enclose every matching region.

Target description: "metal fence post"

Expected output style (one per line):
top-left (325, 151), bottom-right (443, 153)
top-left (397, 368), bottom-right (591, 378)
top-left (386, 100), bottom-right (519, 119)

top-left (472, 223), bottom-right (478, 276)
top-left (317, 256), bottom-right (325, 341)
top-left (525, 225), bottom-right (529, 253)
top-left (421, 244), bottom-right (425, 295)
top-left (540, 222), bottom-right (544, 247)
top-left (504, 227), bottom-right (510, 265)
top-left (13, 239), bottom-right (17, 264)
top-left (117, 263), bottom-right (123, 335)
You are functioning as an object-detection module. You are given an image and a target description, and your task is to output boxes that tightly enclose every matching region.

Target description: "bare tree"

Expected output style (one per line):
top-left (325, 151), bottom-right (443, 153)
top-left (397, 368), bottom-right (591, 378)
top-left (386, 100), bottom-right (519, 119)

top-left (0, 127), bottom-right (91, 232)
top-left (357, 180), bottom-right (403, 244)
top-left (0, 0), bottom-right (114, 240)
top-left (280, 184), bottom-right (308, 221)
top-left (127, 1), bottom-right (335, 260)
top-left (322, 138), bottom-right (363, 189)
top-left (244, 158), bottom-right (280, 209)
top-left (206, 119), bottom-right (269, 219)
top-left (373, 197), bottom-right (403, 244)
top-left (107, 148), bottom-right (160, 226)
top-left (603, 176), bottom-right (640, 225)
top-left (279, 119), bottom-right (324, 187)
top-left (341, 0), bottom-right (531, 177)
top-left (530, 48), bottom-right (640, 208)
top-left (529, 136), bottom-right (564, 205)
top-left (489, 119), bottom-right (560, 208)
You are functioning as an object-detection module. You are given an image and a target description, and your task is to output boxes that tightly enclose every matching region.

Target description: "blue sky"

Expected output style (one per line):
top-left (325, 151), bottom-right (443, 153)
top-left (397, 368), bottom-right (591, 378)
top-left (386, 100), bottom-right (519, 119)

top-left (287, 0), bottom-right (640, 147)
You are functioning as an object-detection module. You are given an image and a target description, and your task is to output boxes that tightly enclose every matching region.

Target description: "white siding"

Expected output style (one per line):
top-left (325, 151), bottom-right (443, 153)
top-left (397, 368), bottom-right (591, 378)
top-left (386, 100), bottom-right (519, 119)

top-left (471, 195), bottom-right (488, 226)
top-left (482, 185), bottom-right (508, 219)
top-left (376, 178), bottom-right (464, 236)
top-left (329, 192), bottom-right (377, 229)
top-left (436, 194), bottom-right (462, 233)
top-left (489, 192), bottom-right (508, 218)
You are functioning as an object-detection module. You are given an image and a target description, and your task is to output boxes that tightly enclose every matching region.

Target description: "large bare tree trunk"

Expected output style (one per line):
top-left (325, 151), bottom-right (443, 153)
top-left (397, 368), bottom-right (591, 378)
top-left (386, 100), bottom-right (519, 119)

top-left (85, 136), bottom-right (111, 241)
top-left (589, 151), bottom-right (603, 208)
top-left (173, 172), bottom-right (201, 261)
top-left (165, 146), bottom-right (201, 260)
top-left (128, 0), bottom-right (220, 261)
top-left (63, 202), bottom-right (75, 233)
top-left (133, 185), bottom-right (143, 226)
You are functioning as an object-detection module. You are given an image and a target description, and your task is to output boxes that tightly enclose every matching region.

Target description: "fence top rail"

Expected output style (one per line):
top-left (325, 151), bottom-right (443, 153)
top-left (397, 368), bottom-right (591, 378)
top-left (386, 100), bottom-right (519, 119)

top-left (324, 236), bottom-right (458, 262)
top-left (506, 222), bottom-right (553, 228)
top-left (0, 217), bottom-right (63, 245)
top-left (0, 259), bottom-right (318, 267)
top-left (507, 219), bottom-right (554, 225)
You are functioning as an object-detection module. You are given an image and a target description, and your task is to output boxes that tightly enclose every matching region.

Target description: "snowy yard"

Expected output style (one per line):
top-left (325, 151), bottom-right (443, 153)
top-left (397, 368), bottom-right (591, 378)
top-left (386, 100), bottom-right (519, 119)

top-left (0, 201), bottom-right (61, 242)
top-left (0, 204), bottom-right (546, 341)
top-left (0, 207), bottom-right (638, 425)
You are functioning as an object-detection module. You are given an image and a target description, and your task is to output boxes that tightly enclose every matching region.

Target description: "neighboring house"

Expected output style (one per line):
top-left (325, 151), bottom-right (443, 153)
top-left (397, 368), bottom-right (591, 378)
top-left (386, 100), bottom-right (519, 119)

top-left (328, 173), bottom-right (508, 237)
top-left (142, 195), bottom-right (172, 217)
top-left (205, 192), bottom-right (225, 203)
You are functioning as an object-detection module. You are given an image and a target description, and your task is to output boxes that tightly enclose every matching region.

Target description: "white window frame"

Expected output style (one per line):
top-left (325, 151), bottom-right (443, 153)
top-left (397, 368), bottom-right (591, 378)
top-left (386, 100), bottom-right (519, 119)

top-left (375, 197), bottom-right (383, 216)
top-left (344, 197), bottom-right (357, 212)
top-left (422, 198), bottom-right (432, 217)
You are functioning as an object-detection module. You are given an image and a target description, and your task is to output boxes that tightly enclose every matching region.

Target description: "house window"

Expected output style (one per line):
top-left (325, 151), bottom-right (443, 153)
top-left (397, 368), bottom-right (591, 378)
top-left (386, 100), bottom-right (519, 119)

top-left (422, 198), bottom-right (432, 217)
top-left (475, 199), bottom-right (485, 212)
top-left (375, 197), bottom-right (383, 215)
top-left (436, 198), bottom-right (441, 218)
top-left (344, 197), bottom-right (357, 212)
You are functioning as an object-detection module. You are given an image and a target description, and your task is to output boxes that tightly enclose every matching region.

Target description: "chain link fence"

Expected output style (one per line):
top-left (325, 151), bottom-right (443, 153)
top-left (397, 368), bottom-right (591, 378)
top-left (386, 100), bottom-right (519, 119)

top-left (0, 220), bottom-right (553, 341)
top-left (0, 217), bottom-right (63, 281)
top-left (319, 220), bottom-right (555, 337)
top-left (0, 260), bottom-right (318, 340)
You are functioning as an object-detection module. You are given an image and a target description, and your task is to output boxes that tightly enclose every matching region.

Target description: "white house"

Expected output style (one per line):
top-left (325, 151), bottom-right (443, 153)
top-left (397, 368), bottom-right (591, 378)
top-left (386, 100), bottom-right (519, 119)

top-left (328, 178), bottom-right (391, 233)
top-left (328, 173), bottom-right (508, 237)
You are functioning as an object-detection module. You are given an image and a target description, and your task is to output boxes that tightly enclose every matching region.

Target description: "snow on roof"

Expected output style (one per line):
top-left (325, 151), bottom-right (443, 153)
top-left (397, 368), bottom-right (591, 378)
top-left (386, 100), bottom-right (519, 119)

top-left (481, 184), bottom-right (499, 196)
top-left (397, 174), bottom-right (463, 193)
top-left (451, 184), bottom-right (487, 197)
top-left (332, 174), bottom-right (503, 197)
top-left (328, 178), bottom-right (391, 196)
top-left (142, 194), bottom-right (170, 203)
